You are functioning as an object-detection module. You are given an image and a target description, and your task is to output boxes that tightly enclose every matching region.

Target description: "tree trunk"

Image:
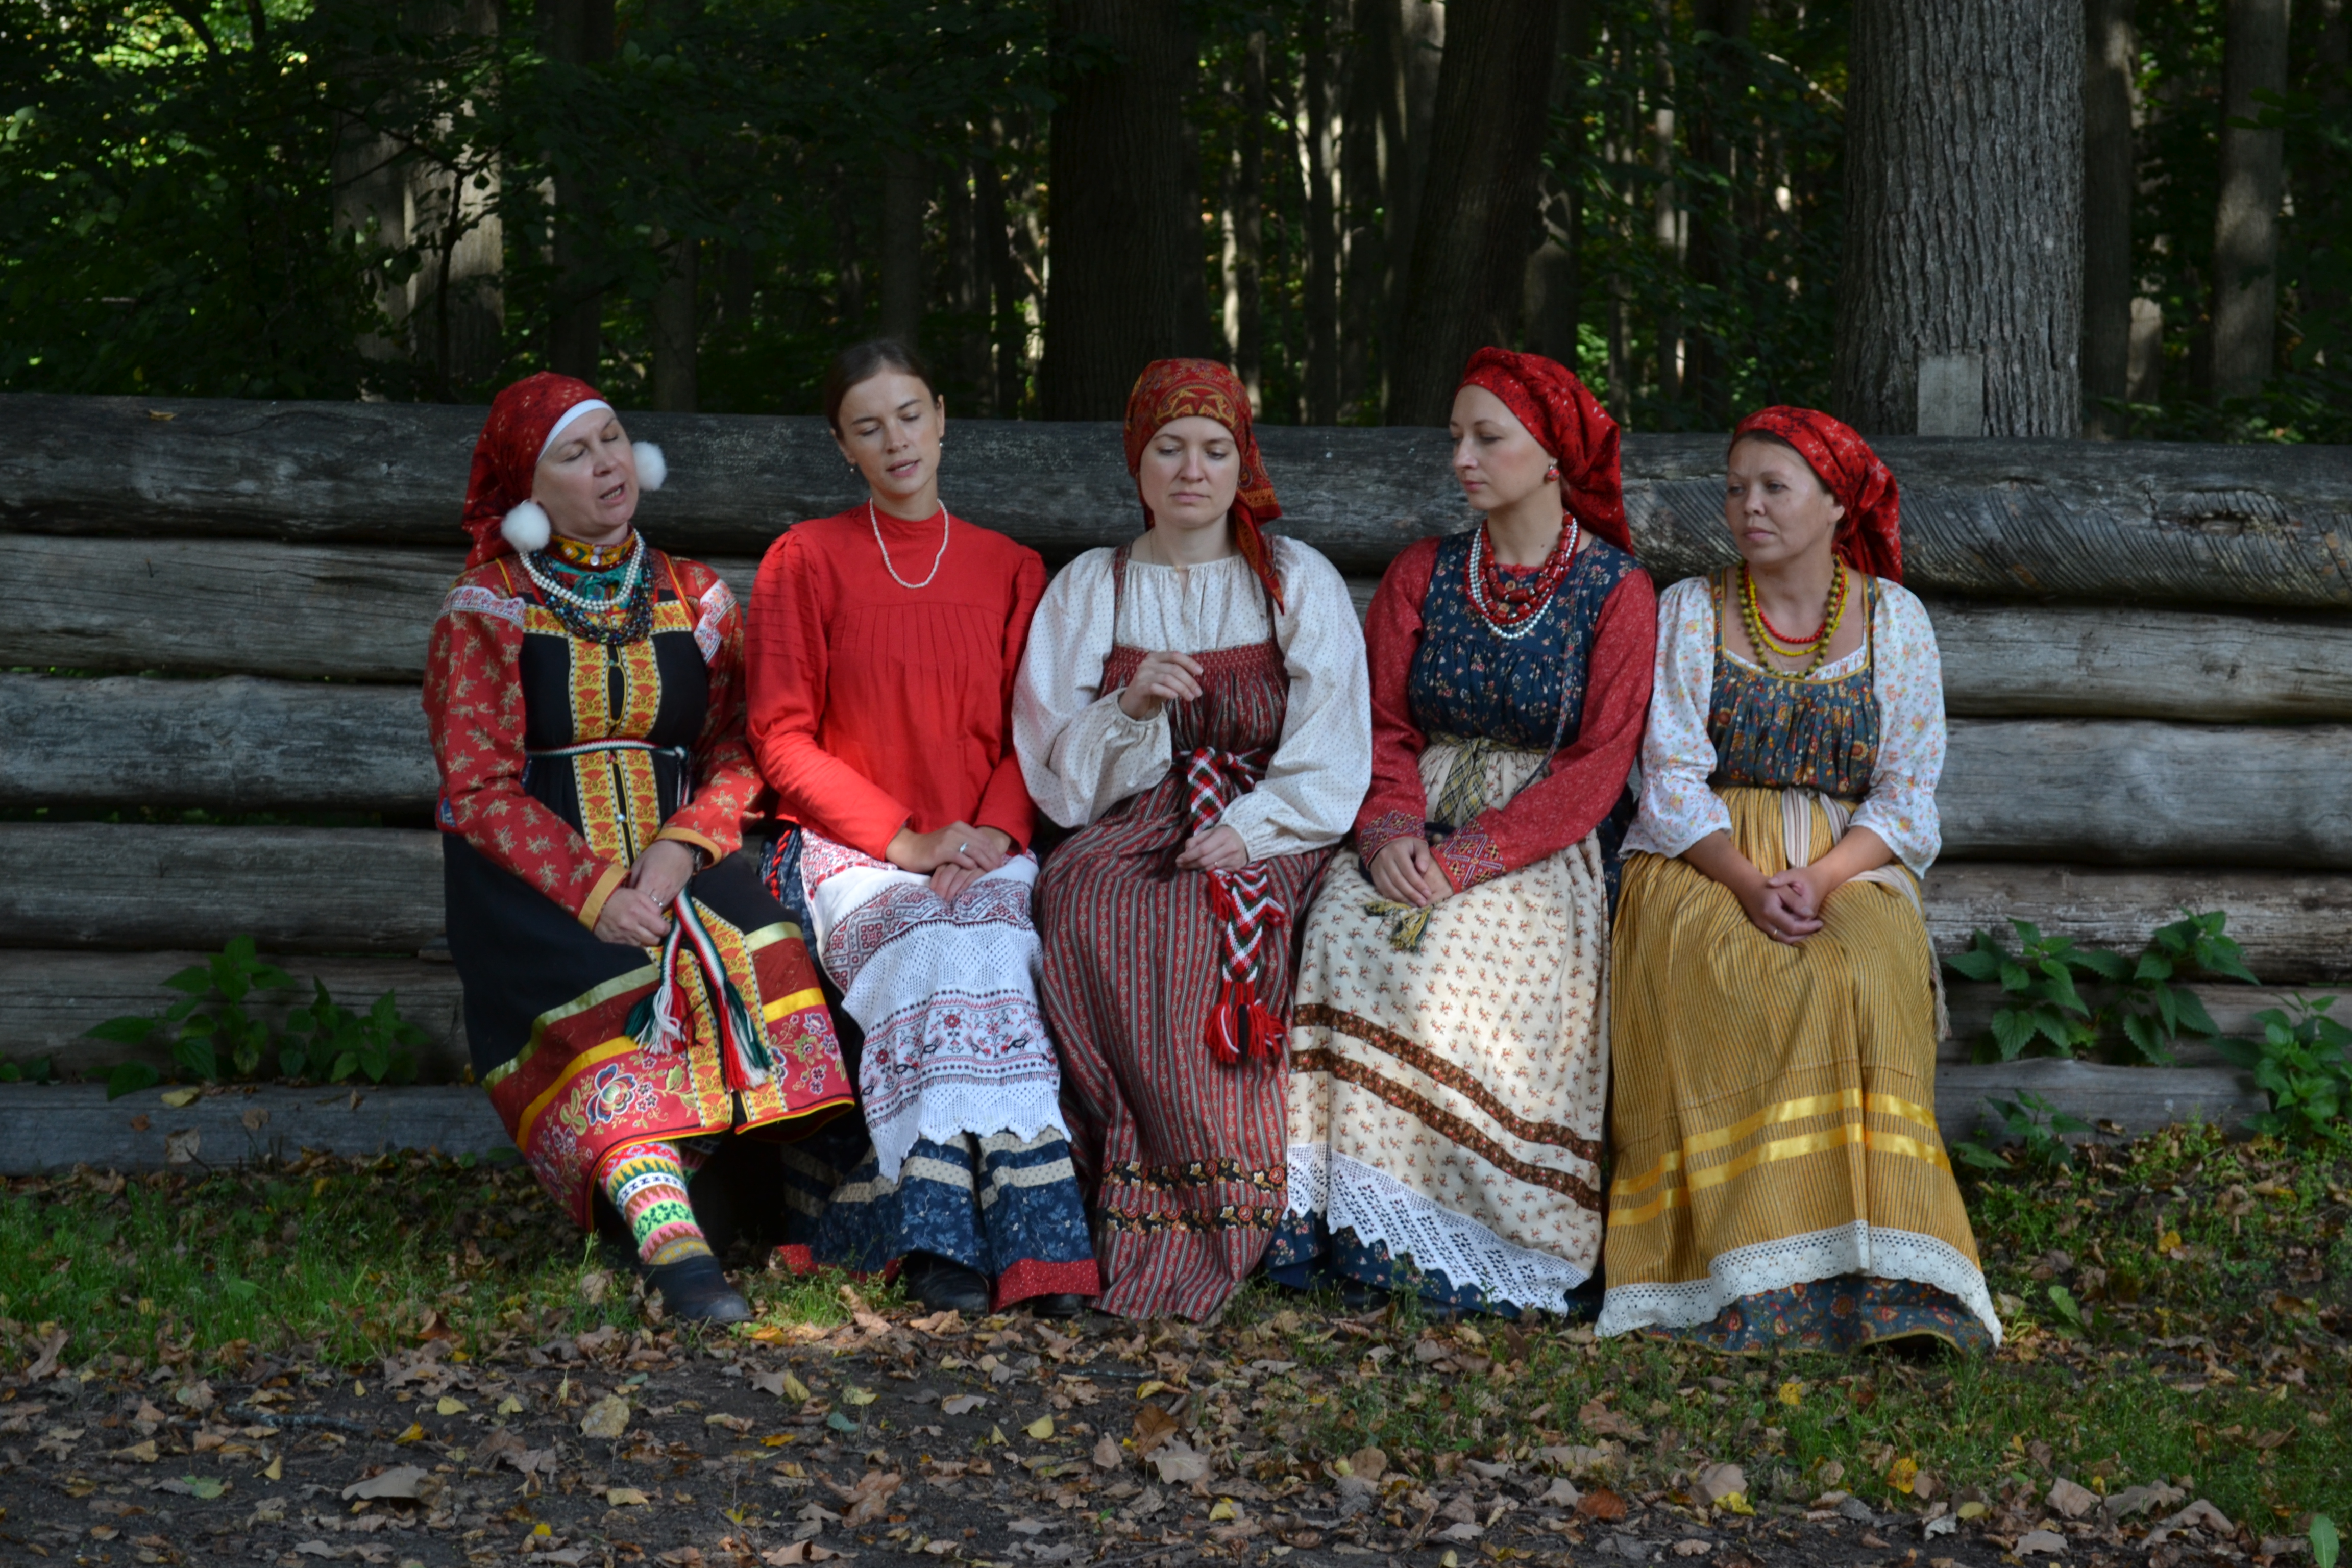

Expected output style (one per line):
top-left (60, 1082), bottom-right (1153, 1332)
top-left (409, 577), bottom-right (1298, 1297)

top-left (1304, 2), bottom-right (1340, 423)
top-left (651, 234), bottom-right (697, 412)
top-left (831, 170), bottom-right (865, 328)
top-left (880, 150), bottom-right (927, 344)
top-left (1374, 1), bottom-right (1445, 416)
top-left (976, 128), bottom-right (1032, 416)
top-left (2301, 0), bottom-right (2348, 336)
top-left (1683, 0), bottom-right (1753, 425)
top-left (1339, 0), bottom-right (1387, 415)
top-left (1390, 0), bottom-right (1563, 425)
top-left (2081, 0), bottom-right (2137, 436)
top-left (1039, 2), bottom-right (1203, 419)
top-left (1834, 0), bottom-right (2082, 436)
top-left (1649, 0), bottom-right (1683, 408)
top-left (2211, 0), bottom-right (2290, 398)
top-left (1523, 0), bottom-right (1590, 372)
top-left (1235, 32), bottom-right (1268, 411)
top-left (543, 0), bottom-right (615, 380)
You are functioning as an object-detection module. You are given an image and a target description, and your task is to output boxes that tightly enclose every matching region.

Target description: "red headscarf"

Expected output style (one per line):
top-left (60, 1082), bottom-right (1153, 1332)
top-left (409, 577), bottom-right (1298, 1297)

top-left (1122, 359), bottom-right (1285, 611)
top-left (1454, 347), bottom-right (1630, 553)
top-left (460, 372), bottom-right (666, 569)
top-left (1731, 406), bottom-right (1902, 583)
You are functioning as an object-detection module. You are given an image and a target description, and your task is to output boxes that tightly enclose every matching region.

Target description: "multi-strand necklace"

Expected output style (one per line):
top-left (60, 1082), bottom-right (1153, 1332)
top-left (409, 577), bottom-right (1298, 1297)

top-left (871, 499), bottom-right (952, 590)
top-left (523, 530), bottom-right (655, 645)
top-left (1737, 562), bottom-right (1848, 677)
top-left (1465, 517), bottom-right (1580, 641)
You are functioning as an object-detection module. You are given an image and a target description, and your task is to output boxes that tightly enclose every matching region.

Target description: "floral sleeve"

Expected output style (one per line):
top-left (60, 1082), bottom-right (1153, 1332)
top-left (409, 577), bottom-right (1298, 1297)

top-left (1851, 583), bottom-right (1945, 874)
top-left (1620, 575), bottom-right (1731, 860)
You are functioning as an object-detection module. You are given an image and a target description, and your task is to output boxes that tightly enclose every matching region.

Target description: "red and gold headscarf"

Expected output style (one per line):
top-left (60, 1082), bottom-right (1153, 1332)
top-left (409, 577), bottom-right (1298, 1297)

top-left (1122, 359), bottom-right (1285, 611)
top-left (1455, 347), bottom-right (1630, 553)
top-left (1731, 406), bottom-right (1902, 582)
top-left (460, 372), bottom-right (667, 569)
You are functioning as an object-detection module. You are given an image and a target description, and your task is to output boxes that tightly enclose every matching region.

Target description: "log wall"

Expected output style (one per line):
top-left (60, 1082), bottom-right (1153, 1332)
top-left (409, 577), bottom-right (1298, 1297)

top-left (4, 391), bottom-right (2347, 1146)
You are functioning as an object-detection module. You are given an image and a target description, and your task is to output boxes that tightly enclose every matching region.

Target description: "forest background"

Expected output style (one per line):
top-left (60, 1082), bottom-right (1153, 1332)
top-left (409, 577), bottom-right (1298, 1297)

top-left (3, 0), bottom-right (2346, 444)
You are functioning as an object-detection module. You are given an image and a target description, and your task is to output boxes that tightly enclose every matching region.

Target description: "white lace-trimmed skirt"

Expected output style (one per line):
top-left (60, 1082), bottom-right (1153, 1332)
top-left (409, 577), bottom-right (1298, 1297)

top-left (1282, 741), bottom-right (1610, 1313)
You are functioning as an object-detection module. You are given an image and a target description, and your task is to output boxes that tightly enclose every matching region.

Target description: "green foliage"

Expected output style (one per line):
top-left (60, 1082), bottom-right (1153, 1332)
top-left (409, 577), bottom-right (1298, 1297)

top-left (1951, 1090), bottom-right (2093, 1174)
top-left (82, 937), bottom-right (421, 1089)
top-left (2313, 1514), bottom-right (2340, 1568)
top-left (0, 1055), bottom-right (54, 1084)
top-left (2214, 996), bottom-right (2352, 1144)
top-left (1943, 912), bottom-right (2252, 1064)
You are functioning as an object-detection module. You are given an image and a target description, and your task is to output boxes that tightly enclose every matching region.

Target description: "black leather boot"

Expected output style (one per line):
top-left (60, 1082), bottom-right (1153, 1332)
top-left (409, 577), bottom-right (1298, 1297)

top-left (900, 1252), bottom-right (992, 1315)
top-left (644, 1254), bottom-right (754, 1324)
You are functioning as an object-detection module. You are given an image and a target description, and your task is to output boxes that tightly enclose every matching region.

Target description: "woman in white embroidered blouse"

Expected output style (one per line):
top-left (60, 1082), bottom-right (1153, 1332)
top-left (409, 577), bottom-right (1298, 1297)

top-left (1601, 405), bottom-right (1999, 1354)
top-left (1014, 358), bottom-right (1370, 1321)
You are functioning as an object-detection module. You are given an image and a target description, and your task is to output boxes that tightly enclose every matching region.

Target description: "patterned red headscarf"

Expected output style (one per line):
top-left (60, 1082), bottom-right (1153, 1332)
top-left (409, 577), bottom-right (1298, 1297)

top-left (1122, 359), bottom-right (1285, 611)
top-left (461, 372), bottom-right (666, 569)
top-left (1455, 347), bottom-right (1630, 553)
top-left (1731, 406), bottom-right (1902, 583)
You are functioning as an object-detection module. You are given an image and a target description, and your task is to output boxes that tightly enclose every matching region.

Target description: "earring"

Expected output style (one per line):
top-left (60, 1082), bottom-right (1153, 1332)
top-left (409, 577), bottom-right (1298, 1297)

top-left (1544, 464), bottom-right (1561, 483)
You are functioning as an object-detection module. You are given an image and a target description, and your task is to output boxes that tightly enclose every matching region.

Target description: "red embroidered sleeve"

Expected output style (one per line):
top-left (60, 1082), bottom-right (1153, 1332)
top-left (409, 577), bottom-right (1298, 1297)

top-left (657, 555), bottom-right (757, 865)
top-left (423, 568), bottom-right (626, 928)
top-left (1353, 540), bottom-right (1442, 864)
top-left (972, 548), bottom-right (1047, 851)
top-left (1432, 569), bottom-right (1660, 893)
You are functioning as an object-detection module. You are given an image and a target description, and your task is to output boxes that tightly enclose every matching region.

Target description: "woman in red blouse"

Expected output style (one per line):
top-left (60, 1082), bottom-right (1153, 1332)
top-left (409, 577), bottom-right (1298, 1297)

top-left (745, 340), bottom-right (1096, 1318)
top-left (1274, 349), bottom-right (1657, 1319)
top-left (426, 373), bottom-right (852, 1324)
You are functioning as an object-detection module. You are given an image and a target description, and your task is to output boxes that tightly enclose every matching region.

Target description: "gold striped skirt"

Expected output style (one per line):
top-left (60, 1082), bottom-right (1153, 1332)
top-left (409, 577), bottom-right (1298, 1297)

top-left (1598, 785), bottom-right (1999, 1343)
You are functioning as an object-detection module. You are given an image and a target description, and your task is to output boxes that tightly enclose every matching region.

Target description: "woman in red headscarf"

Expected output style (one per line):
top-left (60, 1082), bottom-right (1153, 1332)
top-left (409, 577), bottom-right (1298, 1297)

top-left (1013, 360), bottom-right (1371, 1321)
top-left (743, 339), bottom-right (1096, 1320)
top-left (1602, 407), bottom-right (1997, 1353)
top-left (425, 373), bottom-right (852, 1324)
top-left (1270, 348), bottom-right (1657, 1318)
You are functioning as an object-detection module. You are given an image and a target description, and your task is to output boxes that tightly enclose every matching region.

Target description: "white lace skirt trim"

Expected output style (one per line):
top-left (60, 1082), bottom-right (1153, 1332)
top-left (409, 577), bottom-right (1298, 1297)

top-left (1595, 1221), bottom-right (2003, 1345)
top-left (1287, 1146), bottom-right (1592, 1313)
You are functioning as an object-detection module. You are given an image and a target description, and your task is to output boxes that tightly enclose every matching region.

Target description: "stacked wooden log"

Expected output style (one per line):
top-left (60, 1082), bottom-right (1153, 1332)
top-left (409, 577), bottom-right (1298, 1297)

top-left (6, 394), bottom-right (2349, 1145)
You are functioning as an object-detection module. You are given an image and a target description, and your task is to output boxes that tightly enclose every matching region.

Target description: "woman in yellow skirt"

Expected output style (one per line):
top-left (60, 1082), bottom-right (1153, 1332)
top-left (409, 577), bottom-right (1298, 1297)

top-left (1601, 406), bottom-right (1998, 1352)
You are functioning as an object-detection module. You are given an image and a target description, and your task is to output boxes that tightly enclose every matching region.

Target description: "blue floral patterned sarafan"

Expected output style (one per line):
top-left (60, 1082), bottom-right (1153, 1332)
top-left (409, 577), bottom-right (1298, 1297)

top-left (1668, 568), bottom-right (1992, 1355)
top-left (1266, 525), bottom-right (1637, 1319)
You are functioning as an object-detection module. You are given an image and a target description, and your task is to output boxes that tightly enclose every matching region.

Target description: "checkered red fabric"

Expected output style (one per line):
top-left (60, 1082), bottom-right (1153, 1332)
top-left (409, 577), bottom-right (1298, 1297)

top-left (1183, 747), bottom-right (1288, 1065)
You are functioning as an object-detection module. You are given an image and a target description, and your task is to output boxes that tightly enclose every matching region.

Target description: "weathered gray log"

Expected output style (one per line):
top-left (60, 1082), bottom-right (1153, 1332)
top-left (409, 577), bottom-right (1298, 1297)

top-left (7, 393), bottom-right (2351, 605)
top-left (1932, 1061), bottom-right (2265, 1147)
top-left (0, 1083), bottom-right (508, 1174)
top-left (1939, 717), bottom-right (2352, 868)
top-left (0, 673), bottom-right (434, 814)
top-left (23, 536), bottom-right (2352, 724)
top-left (0, 824), bottom-right (444, 952)
top-left (1940, 983), bottom-right (2347, 1064)
top-left (0, 948), bottom-right (465, 1079)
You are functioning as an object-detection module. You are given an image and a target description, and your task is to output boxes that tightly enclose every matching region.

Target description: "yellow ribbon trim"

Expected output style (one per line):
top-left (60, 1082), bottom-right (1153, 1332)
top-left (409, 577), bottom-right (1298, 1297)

top-left (514, 1035), bottom-right (646, 1149)
top-left (763, 986), bottom-right (826, 1023)
top-left (1608, 1116), bottom-right (1954, 1230)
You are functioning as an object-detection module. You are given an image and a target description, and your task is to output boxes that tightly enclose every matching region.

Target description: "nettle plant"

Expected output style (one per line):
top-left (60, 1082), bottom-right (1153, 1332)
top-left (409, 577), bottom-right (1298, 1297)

top-left (2215, 997), bottom-right (2352, 1144)
top-left (83, 937), bottom-right (424, 1099)
top-left (1943, 911), bottom-right (2257, 1064)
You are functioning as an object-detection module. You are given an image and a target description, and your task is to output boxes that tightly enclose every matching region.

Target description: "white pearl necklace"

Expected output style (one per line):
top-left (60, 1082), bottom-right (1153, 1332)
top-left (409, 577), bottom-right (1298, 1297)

top-left (1465, 519), bottom-right (1578, 642)
top-left (523, 531), bottom-right (646, 611)
top-left (871, 499), bottom-right (951, 590)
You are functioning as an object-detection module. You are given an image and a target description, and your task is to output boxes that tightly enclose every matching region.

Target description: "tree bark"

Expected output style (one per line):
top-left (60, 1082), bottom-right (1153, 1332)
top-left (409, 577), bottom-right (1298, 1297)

top-left (651, 233), bottom-right (698, 412)
top-left (1523, 0), bottom-right (1591, 372)
top-left (1834, 0), bottom-right (2083, 436)
top-left (543, 0), bottom-right (615, 380)
top-left (1039, 2), bottom-right (1203, 419)
top-left (2212, 0), bottom-right (2291, 398)
top-left (1338, 0), bottom-right (1386, 415)
top-left (2081, 0), bottom-right (2137, 436)
top-left (1304, 1), bottom-right (1340, 423)
top-left (880, 150), bottom-right (927, 345)
top-left (1390, 0), bottom-right (1563, 425)
top-left (1683, 0), bottom-right (1753, 425)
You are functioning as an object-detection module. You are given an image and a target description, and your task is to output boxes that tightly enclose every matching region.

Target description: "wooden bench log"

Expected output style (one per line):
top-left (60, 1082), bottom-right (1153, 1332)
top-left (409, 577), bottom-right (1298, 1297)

top-left (17, 535), bottom-right (2352, 723)
top-left (8, 393), bottom-right (2351, 606)
top-left (4, 820), bottom-right (2347, 979)
top-left (0, 1083), bottom-right (509, 1174)
top-left (0, 823), bottom-right (445, 952)
top-left (1932, 1061), bottom-right (2266, 1147)
top-left (0, 948), bottom-right (467, 1079)
top-left (11, 671), bottom-right (2351, 866)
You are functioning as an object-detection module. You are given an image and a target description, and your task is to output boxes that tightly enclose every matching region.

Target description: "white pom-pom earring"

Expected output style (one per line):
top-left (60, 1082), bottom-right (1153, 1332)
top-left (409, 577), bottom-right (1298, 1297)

top-left (501, 499), bottom-right (552, 554)
top-left (633, 442), bottom-right (667, 492)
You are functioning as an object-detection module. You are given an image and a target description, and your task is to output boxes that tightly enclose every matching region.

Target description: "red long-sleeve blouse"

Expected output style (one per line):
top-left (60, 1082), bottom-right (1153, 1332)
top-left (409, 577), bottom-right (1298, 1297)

top-left (423, 550), bottom-right (762, 931)
top-left (1356, 536), bottom-right (1658, 890)
top-left (745, 507), bottom-right (1045, 859)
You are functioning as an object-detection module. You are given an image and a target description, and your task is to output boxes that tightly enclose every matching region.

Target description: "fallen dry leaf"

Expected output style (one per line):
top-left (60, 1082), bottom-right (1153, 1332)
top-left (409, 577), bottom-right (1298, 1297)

top-left (2016, 1528), bottom-right (2067, 1556)
top-left (1131, 1403), bottom-right (1179, 1459)
top-left (607, 1486), bottom-right (650, 1506)
top-left (1349, 1447), bottom-right (1388, 1484)
top-left (824, 1469), bottom-right (903, 1527)
top-left (341, 1465), bottom-right (428, 1502)
top-left (24, 1327), bottom-right (69, 1381)
top-left (435, 1397), bottom-right (467, 1417)
top-left (1024, 1415), bottom-right (1055, 1440)
top-left (1537, 1477), bottom-right (1581, 1507)
top-left (1576, 1487), bottom-right (1628, 1523)
top-left (941, 1394), bottom-right (987, 1416)
top-left (1694, 1462), bottom-right (1746, 1506)
top-left (1092, 1434), bottom-right (1123, 1470)
top-left (579, 1396), bottom-right (630, 1440)
top-left (1150, 1442), bottom-right (1208, 1484)
top-left (2046, 1477), bottom-right (2098, 1518)
top-left (1673, 1542), bottom-right (1711, 1558)
top-left (761, 1545), bottom-right (843, 1566)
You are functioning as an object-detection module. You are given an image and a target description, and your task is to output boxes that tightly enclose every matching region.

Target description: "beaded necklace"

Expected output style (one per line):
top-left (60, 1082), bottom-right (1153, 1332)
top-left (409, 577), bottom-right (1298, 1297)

top-left (523, 531), bottom-right (655, 646)
top-left (1464, 517), bottom-right (1580, 642)
top-left (1736, 562), bottom-right (1848, 677)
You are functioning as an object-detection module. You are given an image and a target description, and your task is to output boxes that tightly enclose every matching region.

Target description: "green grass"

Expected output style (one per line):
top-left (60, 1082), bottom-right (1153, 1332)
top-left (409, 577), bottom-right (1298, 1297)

top-left (3, 1128), bottom-right (2346, 1531)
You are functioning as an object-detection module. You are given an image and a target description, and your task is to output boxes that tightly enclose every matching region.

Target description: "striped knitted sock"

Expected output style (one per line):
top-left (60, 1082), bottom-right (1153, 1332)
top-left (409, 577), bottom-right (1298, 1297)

top-left (597, 1139), bottom-right (713, 1268)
